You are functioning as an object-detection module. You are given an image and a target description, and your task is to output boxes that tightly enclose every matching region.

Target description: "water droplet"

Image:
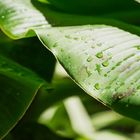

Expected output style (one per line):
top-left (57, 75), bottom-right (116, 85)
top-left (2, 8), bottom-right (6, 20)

top-left (65, 35), bottom-right (71, 39)
top-left (134, 45), bottom-right (140, 50)
top-left (95, 64), bottom-right (101, 74)
top-left (104, 73), bottom-right (108, 77)
top-left (97, 43), bottom-right (102, 46)
top-left (94, 83), bottom-right (100, 90)
top-left (96, 52), bottom-right (103, 58)
top-left (86, 67), bottom-right (92, 77)
top-left (87, 56), bottom-right (93, 62)
top-left (91, 45), bottom-right (95, 49)
top-left (53, 42), bottom-right (58, 48)
top-left (102, 60), bottom-right (109, 67)
top-left (73, 37), bottom-right (79, 40)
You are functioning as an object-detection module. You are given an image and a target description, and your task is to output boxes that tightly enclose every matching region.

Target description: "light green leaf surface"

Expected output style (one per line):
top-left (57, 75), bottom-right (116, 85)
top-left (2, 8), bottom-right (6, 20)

top-left (135, 0), bottom-right (140, 3)
top-left (37, 25), bottom-right (140, 120)
top-left (0, 0), bottom-right (50, 39)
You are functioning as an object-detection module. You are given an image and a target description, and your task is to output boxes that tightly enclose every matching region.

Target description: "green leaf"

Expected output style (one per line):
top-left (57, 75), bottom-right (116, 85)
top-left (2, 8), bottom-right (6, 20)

top-left (0, 32), bottom-right (56, 82)
top-left (0, 54), bottom-right (49, 139)
top-left (33, 1), bottom-right (140, 32)
top-left (135, 0), bottom-right (140, 3)
top-left (46, 0), bottom-right (140, 15)
top-left (0, 0), bottom-right (50, 39)
top-left (37, 25), bottom-right (140, 121)
top-left (2, 0), bottom-right (140, 39)
top-left (1, 0), bottom-right (140, 122)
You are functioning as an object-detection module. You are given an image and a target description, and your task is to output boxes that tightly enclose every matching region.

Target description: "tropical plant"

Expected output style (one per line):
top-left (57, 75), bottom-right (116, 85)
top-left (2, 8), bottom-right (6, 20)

top-left (1, 0), bottom-right (140, 139)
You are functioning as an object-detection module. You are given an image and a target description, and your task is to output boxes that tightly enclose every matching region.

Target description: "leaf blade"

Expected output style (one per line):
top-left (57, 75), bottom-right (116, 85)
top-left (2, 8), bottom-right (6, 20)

top-left (0, 55), bottom-right (49, 139)
top-left (37, 25), bottom-right (140, 120)
top-left (1, 0), bottom-right (140, 122)
top-left (0, 0), bottom-right (50, 39)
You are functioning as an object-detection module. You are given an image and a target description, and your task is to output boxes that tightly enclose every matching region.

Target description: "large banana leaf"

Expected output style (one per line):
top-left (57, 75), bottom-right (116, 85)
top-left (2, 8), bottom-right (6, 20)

top-left (37, 25), bottom-right (140, 120)
top-left (1, 0), bottom-right (140, 138)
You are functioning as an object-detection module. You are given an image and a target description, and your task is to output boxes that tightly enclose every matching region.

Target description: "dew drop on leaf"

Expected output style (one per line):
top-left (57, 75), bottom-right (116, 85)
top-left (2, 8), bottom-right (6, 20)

top-left (102, 60), bottom-right (109, 67)
top-left (94, 83), bottom-right (100, 90)
top-left (85, 67), bottom-right (92, 77)
top-left (96, 52), bottom-right (103, 58)
top-left (53, 42), bottom-right (58, 48)
top-left (95, 64), bottom-right (102, 74)
top-left (65, 35), bottom-right (71, 39)
top-left (87, 56), bottom-right (93, 62)
top-left (73, 37), bottom-right (79, 40)
top-left (135, 45), bottom-right (140, 50)
top-left (97, 42), bottom-right (102, 47)
top-left (91, 45), bottom-right (95, 49)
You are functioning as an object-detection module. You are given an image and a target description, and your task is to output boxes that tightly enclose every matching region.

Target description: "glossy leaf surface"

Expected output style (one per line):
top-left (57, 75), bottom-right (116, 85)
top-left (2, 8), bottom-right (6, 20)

top-left (37, 25), bottom-right (140, 120)
top-left (1, 0), bottom-right (140, 139)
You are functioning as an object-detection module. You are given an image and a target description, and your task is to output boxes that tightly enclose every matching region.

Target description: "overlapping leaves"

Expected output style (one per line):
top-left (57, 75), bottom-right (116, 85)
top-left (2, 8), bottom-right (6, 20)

top-left (1, 0), bottom-right (140, 139)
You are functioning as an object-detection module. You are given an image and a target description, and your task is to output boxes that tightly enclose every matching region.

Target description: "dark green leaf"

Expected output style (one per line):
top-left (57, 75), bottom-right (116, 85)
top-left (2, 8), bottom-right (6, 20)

top-left (45, 0), bottom-right (140, 15)
top-left (0, 54), bottom-right (49, 139)
top-left (11, 122), bottom-right (72, 140)
top-left (0, 32), bottom-right (56, 82)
